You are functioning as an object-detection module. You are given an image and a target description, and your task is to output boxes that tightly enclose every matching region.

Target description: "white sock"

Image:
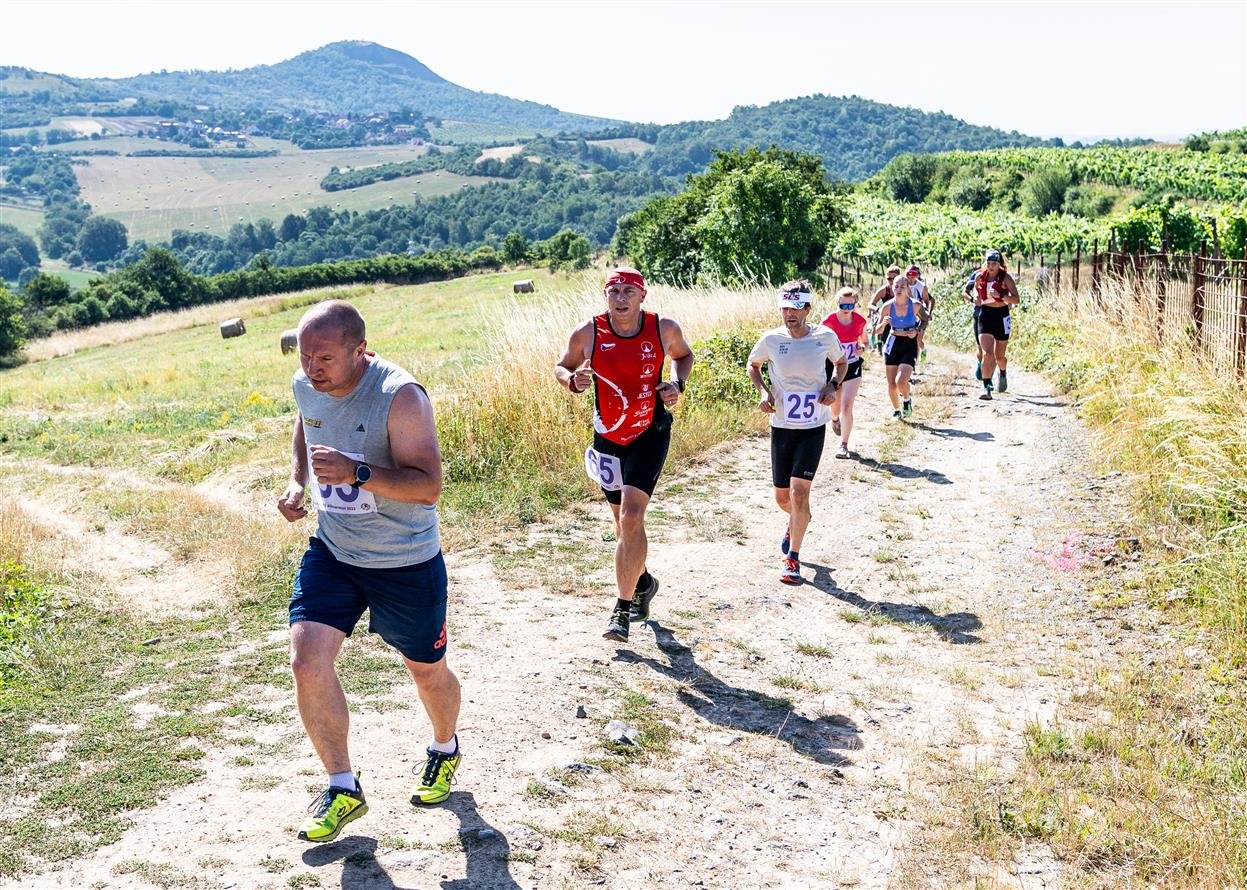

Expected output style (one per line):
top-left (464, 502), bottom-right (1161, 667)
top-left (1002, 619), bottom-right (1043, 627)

top-left (428, 734), bottom-right (458, 755)
top-left (329, 770), bottom-right (357, 791)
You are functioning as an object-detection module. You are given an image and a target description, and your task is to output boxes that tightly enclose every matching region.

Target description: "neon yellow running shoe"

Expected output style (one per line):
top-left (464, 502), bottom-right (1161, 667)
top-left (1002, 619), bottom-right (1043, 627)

top-left (411, 747), bottom-right (461, 806)
top-left (297, 782), bottom-right (367, 843)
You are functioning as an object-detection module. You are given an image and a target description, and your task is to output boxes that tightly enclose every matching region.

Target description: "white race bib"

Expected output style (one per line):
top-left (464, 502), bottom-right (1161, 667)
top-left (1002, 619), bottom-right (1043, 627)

top-left (841, 342), bottom-right (859, 362)
top-left (782, 391), bottom-right (821, 427)
top-left (309, 450), bottom-right (378, 515)
top-left (584, 446), bottom-right (622, 491)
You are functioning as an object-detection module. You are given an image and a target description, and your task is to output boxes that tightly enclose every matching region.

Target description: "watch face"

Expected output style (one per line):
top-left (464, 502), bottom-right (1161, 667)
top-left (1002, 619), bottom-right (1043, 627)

top-left (355, 464), bottom-right (372, 485)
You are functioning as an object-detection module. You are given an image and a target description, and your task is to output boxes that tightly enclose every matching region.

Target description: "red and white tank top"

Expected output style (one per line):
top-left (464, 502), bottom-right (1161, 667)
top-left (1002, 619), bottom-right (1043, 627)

top-left (591, 311), bottom-right (665, 445)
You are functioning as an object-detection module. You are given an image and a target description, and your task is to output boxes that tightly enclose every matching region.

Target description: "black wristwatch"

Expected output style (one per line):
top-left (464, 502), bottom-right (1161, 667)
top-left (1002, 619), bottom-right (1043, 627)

top-left (674, 378), bottom-right (686, 393)
top-left (353, 462), bottom-right (372, 487)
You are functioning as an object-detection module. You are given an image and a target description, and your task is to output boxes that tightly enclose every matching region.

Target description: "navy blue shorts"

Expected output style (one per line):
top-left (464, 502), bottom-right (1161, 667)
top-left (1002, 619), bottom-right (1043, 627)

top-left (290, 537), bottom-right (449, 663)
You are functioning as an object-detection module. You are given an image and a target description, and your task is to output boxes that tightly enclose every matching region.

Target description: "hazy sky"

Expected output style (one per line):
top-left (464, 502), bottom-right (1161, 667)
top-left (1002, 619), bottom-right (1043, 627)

top-left (7, 0), bottom-right (1246, 141)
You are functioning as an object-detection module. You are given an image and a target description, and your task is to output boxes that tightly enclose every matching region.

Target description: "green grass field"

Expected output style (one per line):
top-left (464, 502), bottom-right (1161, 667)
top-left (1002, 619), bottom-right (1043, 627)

top-left (74, 145), bottom-right (496, 241)
top-left (0, 270), bottom-right (555, 482)
top-left (0, 202), bottom-right (44, 238)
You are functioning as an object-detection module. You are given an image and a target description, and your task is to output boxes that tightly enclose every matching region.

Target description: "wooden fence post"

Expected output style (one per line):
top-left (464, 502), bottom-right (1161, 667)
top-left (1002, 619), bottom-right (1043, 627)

top-left (1073, 244), bottom-right (1081, 292)
top-left (1156, 246), bottom-right (1168, 343)
top-left (1238, 244), bottom-right (1247, 375)
top-left (1192, 240), bottom-right (1206, 347)
top-left (1091, 238), bottom-right (1101, 296)
top-left (1055, 251), bottom-right (1062, 292)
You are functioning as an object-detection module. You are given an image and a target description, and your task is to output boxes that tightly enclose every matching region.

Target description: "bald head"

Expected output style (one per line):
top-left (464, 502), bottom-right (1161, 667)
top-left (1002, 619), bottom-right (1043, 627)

top-left (298, 300), bottom-right (366, 348)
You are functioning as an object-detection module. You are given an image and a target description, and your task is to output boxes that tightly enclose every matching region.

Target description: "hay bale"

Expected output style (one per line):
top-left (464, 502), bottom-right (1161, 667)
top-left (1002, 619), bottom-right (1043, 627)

top-left (219, 318), bottom-right (246, 339)
top-left (280, 328), bottom-right (298, 355)
top-left (513, 279), bottom-right (535, 294)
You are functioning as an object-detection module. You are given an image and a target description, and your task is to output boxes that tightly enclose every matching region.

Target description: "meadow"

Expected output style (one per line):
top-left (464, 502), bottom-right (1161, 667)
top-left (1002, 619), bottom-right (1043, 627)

top-left (72, 144), bottom-right (498, 242)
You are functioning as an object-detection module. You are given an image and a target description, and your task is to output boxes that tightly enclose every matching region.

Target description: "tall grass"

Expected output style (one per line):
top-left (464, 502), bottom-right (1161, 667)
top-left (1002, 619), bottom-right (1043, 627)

top-left (938, 278), bottom-right (1247, 887)
top-left (434, 275), bottom-right (774, 538)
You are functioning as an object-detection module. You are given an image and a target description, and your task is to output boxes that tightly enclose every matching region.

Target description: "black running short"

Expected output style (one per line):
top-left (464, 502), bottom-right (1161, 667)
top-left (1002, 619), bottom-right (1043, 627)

top-left (883, 331), bottom-right (919, 367)
top-left (978, 306), bottom-right (1012, 341)
top-left (592, 409), bottom-right (672, 504)
top-left (825, 357), bottom-right (864, 382)
top-left (770, 425), bottom-right (826, 489)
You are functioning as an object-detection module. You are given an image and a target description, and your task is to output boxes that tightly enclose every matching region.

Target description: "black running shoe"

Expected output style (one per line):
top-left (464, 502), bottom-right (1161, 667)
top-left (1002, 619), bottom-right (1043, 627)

top-left (604, 607), bottom-right (630, 642)
top-left (629, 575), bottom-right (659, 622)
top-left (997, 369), bottom-right (1008, 393)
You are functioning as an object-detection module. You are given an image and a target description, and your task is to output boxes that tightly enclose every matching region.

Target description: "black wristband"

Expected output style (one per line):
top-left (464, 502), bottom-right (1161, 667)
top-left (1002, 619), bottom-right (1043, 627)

top-left (675, 378), bottom-right (686, 393)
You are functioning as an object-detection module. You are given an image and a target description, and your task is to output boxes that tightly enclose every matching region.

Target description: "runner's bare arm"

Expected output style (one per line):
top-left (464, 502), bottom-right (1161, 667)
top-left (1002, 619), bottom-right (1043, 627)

top-left (874, 302), bottom-right (893, 336)
top-left (1002, 275), bottom-right (1022, 305)
top-left (554, 321), bottom-right (594, 393)
top-left (307, 384), bottom-right (443, 505)
top-left (277, 415), bottom-right (309, 521)
top-left (820, 345), bottom-right (849, 404)
top-left (656, 317), bottom-right (694, 407)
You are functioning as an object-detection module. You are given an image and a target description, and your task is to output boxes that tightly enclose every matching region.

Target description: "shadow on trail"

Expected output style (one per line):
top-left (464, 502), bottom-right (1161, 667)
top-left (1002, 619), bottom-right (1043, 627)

top-left (614, 622), bottom-right (861, 766)
top-left (1009, 394), bottom-right (1071, 409)
top-left (854, 455), bottom-right (953, 485)
top-left (301, 792), bottom-right (518, 890)
top-left (908, 421), bottom-right (994, 443)
top-left (804, 562), bottom-right (983, 645)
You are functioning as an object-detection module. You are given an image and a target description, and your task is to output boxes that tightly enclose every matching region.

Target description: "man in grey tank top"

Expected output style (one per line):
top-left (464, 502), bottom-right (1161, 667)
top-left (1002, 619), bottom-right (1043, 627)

top-left (276, 300), bottom-right (462, 843)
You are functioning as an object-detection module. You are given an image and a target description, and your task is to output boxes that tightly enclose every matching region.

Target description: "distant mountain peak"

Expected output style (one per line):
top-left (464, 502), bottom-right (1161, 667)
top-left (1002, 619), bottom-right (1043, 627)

top-left (299, 41), bottom-right (447, 84)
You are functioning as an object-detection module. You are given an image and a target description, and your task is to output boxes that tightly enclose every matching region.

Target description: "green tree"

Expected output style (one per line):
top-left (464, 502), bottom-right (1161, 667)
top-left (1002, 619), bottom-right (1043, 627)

top-left (1022, 165), bottom-right (1073, 216)
top-left (21, 272), bottom-right (72, 310)
top-left (501, 231), bottom-right (530, 264)
top-left (0, 224), bottom-right (40, 271)
top-left (880, 154), bottom-right (938, 203)
top-left (618, 147), bottom-right (847, 287)
top-left (0, 281), bottom-right (27, 358)
top-left (77, 217), bottom-right (129, 263)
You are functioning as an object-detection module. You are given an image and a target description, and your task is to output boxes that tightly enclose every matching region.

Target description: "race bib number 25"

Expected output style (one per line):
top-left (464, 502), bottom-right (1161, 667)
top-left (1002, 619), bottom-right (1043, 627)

top-left (309, 450), bottom-right (377, 515)
top-left (784, 391), bottom-right (820, 427)
top-left (584, 446), bottom-right (622, 491)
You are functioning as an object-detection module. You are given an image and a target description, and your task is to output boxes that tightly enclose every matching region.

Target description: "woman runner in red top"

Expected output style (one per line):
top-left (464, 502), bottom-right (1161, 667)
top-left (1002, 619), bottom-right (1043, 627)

top-left (822, 287), bottom-right (869, 459)
top-left (555, 268), bottom-right (695, 642)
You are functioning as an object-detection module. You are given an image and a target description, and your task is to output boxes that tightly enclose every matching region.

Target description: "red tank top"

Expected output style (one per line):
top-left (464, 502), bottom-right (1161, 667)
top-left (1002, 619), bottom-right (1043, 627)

top-left (591, 311), bottom-right (665, 445)
top-left (822, 312), bottom-right (867, 362)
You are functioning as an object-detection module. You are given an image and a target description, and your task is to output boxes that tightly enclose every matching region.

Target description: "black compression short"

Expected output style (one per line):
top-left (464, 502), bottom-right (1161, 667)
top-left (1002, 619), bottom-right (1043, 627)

top-left (592, 409), bottom-right (672, 504)
top-left (977, 305), bottom-right (1012, 340)
top-left (883, 332), bottom-right (919, 367)
top-left (770, 425), bottom-right (826, 489)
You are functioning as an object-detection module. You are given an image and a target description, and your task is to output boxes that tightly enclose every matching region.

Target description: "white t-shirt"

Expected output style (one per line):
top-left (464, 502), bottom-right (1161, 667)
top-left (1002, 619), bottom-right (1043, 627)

top-left (748, 324), bottom-right (845, 430)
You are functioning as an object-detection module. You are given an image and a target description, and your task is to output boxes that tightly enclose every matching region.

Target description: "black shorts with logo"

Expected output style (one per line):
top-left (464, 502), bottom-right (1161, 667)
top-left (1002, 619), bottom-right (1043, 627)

top-left (770, 425), bottom-right (826, 489)
top-left (592, 408), bottom-right (672, 504)
top-left (978, 305), bottom-right (1012, 340)
top-left (825, 357), bottom-right (864, 382)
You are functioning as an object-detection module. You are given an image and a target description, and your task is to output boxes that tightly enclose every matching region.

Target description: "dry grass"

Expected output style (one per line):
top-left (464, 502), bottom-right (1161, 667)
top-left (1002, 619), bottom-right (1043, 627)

top-left (943, 277), bottom-right (1247, 887)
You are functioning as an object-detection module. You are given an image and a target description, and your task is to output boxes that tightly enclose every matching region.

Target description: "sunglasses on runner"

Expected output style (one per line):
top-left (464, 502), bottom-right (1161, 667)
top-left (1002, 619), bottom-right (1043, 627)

top-left (838, 303), bottom-right (856, 311)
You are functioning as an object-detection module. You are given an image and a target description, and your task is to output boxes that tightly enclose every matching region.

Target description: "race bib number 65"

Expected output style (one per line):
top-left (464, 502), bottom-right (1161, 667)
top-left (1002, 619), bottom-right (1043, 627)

top-left (584, 446), bottom-right (622, 491)
top-left (784, 391), bottom-right (820, 427)
top-left (309, 450), bottom-right (377, 515)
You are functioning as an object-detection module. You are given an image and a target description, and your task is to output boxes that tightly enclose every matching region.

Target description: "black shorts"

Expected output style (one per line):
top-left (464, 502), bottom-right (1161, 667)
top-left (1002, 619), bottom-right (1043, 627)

top-left (770, 425), bottom-right (826, 488)
top-left (290, 537), bottom-right (449, 663)
top-left (825, 357), bottom-right (864, 382)
top-left (978, 306), bottom-right (1011, 340)
top-left (883, 332), bottom-right (919, 367)
top-left (593, 409), bottom-right (672, 504)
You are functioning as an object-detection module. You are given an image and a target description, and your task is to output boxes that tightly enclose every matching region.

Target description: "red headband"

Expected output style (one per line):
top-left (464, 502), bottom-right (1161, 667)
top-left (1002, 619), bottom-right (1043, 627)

top-left (605, 269), bottom-right (647, 293)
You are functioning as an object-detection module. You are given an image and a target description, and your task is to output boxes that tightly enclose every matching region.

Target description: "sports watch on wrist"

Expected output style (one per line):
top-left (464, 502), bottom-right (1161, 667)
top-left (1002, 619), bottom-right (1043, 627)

top-left (353, 462), bottom-right (372, 487)
top-left (674, 378), bottom-right (686, 393)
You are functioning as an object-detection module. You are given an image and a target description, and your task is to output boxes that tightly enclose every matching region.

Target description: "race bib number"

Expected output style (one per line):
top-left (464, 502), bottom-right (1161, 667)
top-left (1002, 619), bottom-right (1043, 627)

top-left (841, 342), bottom-right (859, 361)
top-left (783, 391), bottom-right (821, 427)
top-left (1003, 316), bottom-right (1012, 336)
top-left (309, 450), bottom-right (377, 515)
top-left (584, 446), bottom-right (622, 491)
top-left (883, 333), bottom-right (896, 355)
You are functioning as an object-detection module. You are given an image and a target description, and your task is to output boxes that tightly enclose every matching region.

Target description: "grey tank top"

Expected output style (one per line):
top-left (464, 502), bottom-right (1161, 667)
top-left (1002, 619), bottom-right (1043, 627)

top-left (292, 355), bottom-right (440, 568)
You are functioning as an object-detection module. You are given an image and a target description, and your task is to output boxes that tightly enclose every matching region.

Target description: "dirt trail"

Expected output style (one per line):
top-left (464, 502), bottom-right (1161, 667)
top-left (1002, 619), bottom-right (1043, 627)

top-left (15, 349), bottom-right (1140, 889)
